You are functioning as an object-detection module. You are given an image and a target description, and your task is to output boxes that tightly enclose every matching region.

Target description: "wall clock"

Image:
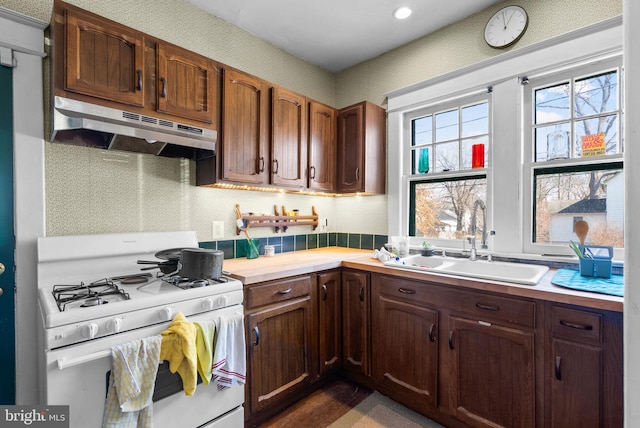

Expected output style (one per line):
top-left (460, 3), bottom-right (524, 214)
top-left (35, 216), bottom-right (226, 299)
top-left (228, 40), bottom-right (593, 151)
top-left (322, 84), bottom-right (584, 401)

top-left (484, 5), bottom-right (528, 49)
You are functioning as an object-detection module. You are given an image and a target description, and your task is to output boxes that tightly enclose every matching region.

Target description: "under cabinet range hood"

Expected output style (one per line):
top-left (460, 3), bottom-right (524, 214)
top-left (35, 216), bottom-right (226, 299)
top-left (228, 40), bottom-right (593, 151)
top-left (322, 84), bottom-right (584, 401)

top-left (51, 96), bottom-right (217, 159)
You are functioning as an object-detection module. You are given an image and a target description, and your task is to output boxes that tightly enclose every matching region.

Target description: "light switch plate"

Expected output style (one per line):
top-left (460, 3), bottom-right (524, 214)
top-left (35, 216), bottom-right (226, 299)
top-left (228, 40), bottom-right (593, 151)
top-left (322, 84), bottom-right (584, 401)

top-left (212, 221), bottom-right (224, 239)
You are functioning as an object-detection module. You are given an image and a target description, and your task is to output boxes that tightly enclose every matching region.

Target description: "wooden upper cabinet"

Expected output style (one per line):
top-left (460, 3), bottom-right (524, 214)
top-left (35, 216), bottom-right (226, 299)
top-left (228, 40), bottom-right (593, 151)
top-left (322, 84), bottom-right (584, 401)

top-left (64, 6), bottom-right (145, 107)
top-left (221, 68), bottom-right (269, 184)
top-left (308, 101), bottom-right (337, 192)
top-left (55, 0), bottom-right (219, 131)
top-left (271, 87), bottom-right (307, 188)
top-left (337, 101), bottom-right (386, 194)
top-left (156, 43), bottom-right (215, 123)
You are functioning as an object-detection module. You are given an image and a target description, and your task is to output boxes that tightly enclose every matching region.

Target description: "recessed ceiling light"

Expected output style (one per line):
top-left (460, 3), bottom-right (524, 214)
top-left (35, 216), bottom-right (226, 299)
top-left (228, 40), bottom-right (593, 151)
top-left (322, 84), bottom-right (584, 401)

top-left (393, 6), bottom-right (412, 20)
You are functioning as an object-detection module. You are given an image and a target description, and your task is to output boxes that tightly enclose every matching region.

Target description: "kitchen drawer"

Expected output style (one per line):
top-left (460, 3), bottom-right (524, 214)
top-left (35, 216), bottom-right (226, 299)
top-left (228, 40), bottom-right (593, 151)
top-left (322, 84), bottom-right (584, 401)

top-left (551, 305), bottom-right (602, 344)
top-left (378, 275), bottom-right (442, 306)
top-left (449, 289), bottom-right (536, 328)
top-left (245, 275), bottom-right (311, 309)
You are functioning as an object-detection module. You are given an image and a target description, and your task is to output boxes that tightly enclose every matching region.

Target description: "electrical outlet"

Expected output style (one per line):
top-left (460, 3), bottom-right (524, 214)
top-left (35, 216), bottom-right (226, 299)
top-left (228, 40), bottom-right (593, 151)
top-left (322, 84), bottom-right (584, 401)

top-left (319, 217), bottom-right (328, 232)
top-left (212, 221), bottom-right (224, 239)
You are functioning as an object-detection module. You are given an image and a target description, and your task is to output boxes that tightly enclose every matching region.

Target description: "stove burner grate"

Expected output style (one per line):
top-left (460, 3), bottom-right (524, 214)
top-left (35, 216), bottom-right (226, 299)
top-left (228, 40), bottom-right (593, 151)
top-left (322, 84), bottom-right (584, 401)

top-left (52, 278), bottom-right (130, 311)
top-left (161, 275), bottom-right (229, 290)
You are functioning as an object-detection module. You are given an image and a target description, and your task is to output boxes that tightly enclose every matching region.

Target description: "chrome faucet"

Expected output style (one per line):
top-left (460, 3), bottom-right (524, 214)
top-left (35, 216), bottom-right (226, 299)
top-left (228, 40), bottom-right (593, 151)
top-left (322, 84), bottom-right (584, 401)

top-left (469, 199), bottom-right (487, 261)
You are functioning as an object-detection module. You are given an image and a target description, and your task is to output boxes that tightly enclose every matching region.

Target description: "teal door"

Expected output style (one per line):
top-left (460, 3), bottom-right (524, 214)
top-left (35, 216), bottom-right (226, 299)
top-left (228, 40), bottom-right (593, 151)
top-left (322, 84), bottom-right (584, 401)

top-left (0, 64), bottom-right (16, 404)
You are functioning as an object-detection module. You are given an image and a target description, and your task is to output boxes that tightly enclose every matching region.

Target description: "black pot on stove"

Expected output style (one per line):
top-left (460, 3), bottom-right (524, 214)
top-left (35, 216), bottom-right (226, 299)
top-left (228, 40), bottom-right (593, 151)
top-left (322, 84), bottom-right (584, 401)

top-left (179, 248), bottom-right (224, 280)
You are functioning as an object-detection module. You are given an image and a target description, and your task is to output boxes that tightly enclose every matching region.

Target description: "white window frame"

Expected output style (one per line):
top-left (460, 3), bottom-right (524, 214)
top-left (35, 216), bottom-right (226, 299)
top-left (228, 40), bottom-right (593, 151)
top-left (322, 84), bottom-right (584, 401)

top-left (404, 91), bottom-right (491, 249)
top-left (386, 18), bottom-right (622, 258)
top-left (521, 56), bottom-right (624, 258)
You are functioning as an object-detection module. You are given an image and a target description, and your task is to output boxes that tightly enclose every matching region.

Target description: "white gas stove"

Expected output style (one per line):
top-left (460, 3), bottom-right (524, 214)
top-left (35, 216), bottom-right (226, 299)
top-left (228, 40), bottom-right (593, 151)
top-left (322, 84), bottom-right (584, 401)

top-left (37, 231), bottom-right (245, 428)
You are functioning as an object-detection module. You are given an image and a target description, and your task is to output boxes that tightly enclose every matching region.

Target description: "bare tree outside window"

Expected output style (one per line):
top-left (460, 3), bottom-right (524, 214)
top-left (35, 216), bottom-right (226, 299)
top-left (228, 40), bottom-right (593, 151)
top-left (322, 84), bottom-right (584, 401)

top-left (414, 179), bottom-right (486, 240)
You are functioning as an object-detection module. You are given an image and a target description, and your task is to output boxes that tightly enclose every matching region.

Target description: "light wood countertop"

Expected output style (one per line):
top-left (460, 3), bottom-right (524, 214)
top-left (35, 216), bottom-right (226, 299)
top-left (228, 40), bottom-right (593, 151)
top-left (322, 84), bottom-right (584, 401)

top-left (224, 247), bottom-right (623, 313)
top-left (223, 247), bottom-right (371, 285)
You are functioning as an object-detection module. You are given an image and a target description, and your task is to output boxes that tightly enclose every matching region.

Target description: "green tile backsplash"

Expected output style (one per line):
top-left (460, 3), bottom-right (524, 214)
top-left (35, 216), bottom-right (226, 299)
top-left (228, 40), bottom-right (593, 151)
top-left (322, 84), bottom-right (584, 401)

top-left (199, 233), bottom-right (388, 259)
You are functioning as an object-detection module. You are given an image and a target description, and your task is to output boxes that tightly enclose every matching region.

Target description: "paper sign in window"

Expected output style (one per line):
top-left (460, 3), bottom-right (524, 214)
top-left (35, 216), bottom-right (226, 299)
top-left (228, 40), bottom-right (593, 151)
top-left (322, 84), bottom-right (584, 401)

top-left (581, 133), bottom-right (605, 157)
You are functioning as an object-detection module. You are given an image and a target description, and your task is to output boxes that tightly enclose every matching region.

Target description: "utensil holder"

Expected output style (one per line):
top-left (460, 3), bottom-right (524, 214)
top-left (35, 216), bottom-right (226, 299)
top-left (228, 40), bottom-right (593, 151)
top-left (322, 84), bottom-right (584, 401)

top-left (578, 245), bottom-right (613, 278)
top-left (579, 258), bottom-right (612, 278)
top-left (246, 239), bottom-right (260, 259)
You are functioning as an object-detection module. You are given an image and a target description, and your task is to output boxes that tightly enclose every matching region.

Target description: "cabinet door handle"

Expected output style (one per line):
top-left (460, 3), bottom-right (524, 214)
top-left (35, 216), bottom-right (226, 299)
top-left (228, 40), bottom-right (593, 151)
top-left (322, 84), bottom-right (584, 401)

top-left (276, 288), bottom-right (292, 295)
top-left (555, 355), bottom-right (562, 380)
top-left (136, 70), bottom-right (142, 90)
top-left (160, 77), bottom-right (167, 98)
top-left (272, 159), bottom-right (279, 174)
top-left (448, 331), bottom-right (454, 350)
top-left (259, 157), bottom-right (265, 172)
top-left (559, 320), bottom-right (593, 330)
top-left (355, 167), bottom-right (360, 181)
top-left (429, 323), bottom-right (436, 342)
top-left (253, 326), bottom-right (260, 347)
top-left (398, 287), bottom-right (416, 295)
top-left (321, 284), bottom-right (327, 301)
top-left (476, 303), bottom-right (500, 311)
top-left (359, 286), bottom-right (364, 302)
top-left (309, 166), bottom-right (316, 179)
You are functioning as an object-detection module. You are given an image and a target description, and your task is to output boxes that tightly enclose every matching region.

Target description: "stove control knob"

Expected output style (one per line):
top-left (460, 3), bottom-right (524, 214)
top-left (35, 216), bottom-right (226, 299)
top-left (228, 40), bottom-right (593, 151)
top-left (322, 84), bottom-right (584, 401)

top-left (107, 318), bottom-right (123, 333)
top-left (201, 298), bottom-right (214, 311)
top-left (81, 323), bottom-right (99, 339)
top-left (216, 295), bottom-right (229, 307)
top-left (160, 307), bottom-right (173, 321)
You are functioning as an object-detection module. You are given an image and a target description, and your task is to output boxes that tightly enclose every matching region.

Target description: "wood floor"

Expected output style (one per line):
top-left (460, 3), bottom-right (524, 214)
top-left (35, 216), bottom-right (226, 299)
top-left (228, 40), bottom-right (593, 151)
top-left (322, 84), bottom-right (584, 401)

top-left (255, 378), bottom-right (373, 428)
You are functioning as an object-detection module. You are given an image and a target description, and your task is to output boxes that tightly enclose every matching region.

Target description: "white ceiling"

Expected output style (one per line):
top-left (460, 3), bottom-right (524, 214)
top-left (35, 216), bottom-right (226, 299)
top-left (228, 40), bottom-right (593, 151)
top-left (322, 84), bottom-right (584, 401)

top-left (185, 0), bottom-right (503, 73)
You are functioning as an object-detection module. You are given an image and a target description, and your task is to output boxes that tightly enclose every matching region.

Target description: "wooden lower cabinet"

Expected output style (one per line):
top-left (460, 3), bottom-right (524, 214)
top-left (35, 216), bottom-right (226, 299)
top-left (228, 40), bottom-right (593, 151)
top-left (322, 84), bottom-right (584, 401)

top-left (244, 275), bottom-right (315, 424)
top-left (546, 303), bottom-right (623, 428)
top-left (317, 271), bottom-right (342, 376)
top-left (447, 316), bottom-right (535, 428)
top-left (243, 269), bottom-right (623, 428)
top-left (375, 296), bottom-right (439, 407)
top-left (341, 270), bottom-right (370, 380)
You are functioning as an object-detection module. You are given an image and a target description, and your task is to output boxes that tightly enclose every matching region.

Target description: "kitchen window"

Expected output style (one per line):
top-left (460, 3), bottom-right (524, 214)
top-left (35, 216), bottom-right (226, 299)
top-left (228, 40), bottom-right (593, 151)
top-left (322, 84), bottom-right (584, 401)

top-left (407, 92), bottom-right (490, 243)
top-left (388, 21), bottom-right (621, 256)
top-left (523, 57), bottom-right (624, 253)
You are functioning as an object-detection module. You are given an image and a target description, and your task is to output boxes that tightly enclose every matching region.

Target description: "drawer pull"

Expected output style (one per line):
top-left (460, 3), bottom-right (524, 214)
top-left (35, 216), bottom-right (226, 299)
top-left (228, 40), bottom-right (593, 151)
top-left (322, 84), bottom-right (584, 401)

top-left (321, 284), bottom-right (327, 301)
top-left (429, 323), bottom-right (436, 342)
top-left (476, 303), bottom-right (500, 311)
top-left (359, 286), bottom-right (364, 302)
top-left (448, 331), bottom-right (454, 350)
top-left (253, 326), bottom-right (260, 347)
top-left (276, 288), bottom-right (293, 295)
top-left (559, 319), bottom-right (593, 330)
top-left (398, 287), bottom-right (416, 295)
top-left (555, 355), bottom-right (562, 380)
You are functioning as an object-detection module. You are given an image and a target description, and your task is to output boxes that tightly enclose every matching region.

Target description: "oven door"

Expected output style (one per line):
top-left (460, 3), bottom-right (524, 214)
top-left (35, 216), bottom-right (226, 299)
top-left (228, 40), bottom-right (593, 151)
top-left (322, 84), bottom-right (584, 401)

top-left (43, 306), bottom-right (244, 428)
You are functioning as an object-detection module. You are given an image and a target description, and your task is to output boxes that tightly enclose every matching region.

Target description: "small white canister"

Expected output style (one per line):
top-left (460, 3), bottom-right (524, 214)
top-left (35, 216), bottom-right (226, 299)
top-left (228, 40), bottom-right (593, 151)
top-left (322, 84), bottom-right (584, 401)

top-left (264, 245), bottom-right (275, 257)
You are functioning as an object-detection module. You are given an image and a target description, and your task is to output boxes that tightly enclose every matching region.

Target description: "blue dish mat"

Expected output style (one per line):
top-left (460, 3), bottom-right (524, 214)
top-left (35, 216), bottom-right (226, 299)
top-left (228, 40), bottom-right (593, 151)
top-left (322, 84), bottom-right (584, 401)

top-left (551, 268), bottom-right (624, 297)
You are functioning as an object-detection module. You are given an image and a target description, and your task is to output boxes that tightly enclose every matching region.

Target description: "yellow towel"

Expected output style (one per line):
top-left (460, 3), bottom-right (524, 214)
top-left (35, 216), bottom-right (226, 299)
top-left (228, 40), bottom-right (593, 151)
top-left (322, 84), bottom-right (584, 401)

top-left (194, 320), bottom-right (216, 385)
top-left (160, 312), bottom-right (197, 396)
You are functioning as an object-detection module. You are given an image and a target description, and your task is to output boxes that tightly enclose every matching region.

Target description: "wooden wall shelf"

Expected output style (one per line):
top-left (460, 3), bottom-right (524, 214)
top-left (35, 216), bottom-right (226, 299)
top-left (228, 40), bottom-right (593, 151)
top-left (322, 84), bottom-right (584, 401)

top-left (235, 204), bottom-right (318, 234)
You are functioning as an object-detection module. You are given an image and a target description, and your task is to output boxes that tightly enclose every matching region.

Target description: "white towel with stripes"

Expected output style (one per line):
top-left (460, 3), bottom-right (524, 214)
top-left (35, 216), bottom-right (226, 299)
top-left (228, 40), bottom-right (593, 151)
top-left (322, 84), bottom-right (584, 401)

top-left (211, 313), bottom-right (246, 390)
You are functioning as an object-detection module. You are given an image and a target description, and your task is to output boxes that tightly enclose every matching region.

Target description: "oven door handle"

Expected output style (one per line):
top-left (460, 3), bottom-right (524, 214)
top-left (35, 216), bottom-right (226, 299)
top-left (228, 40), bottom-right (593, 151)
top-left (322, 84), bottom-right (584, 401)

top-left (57, 349), bottom-right (112, 370)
